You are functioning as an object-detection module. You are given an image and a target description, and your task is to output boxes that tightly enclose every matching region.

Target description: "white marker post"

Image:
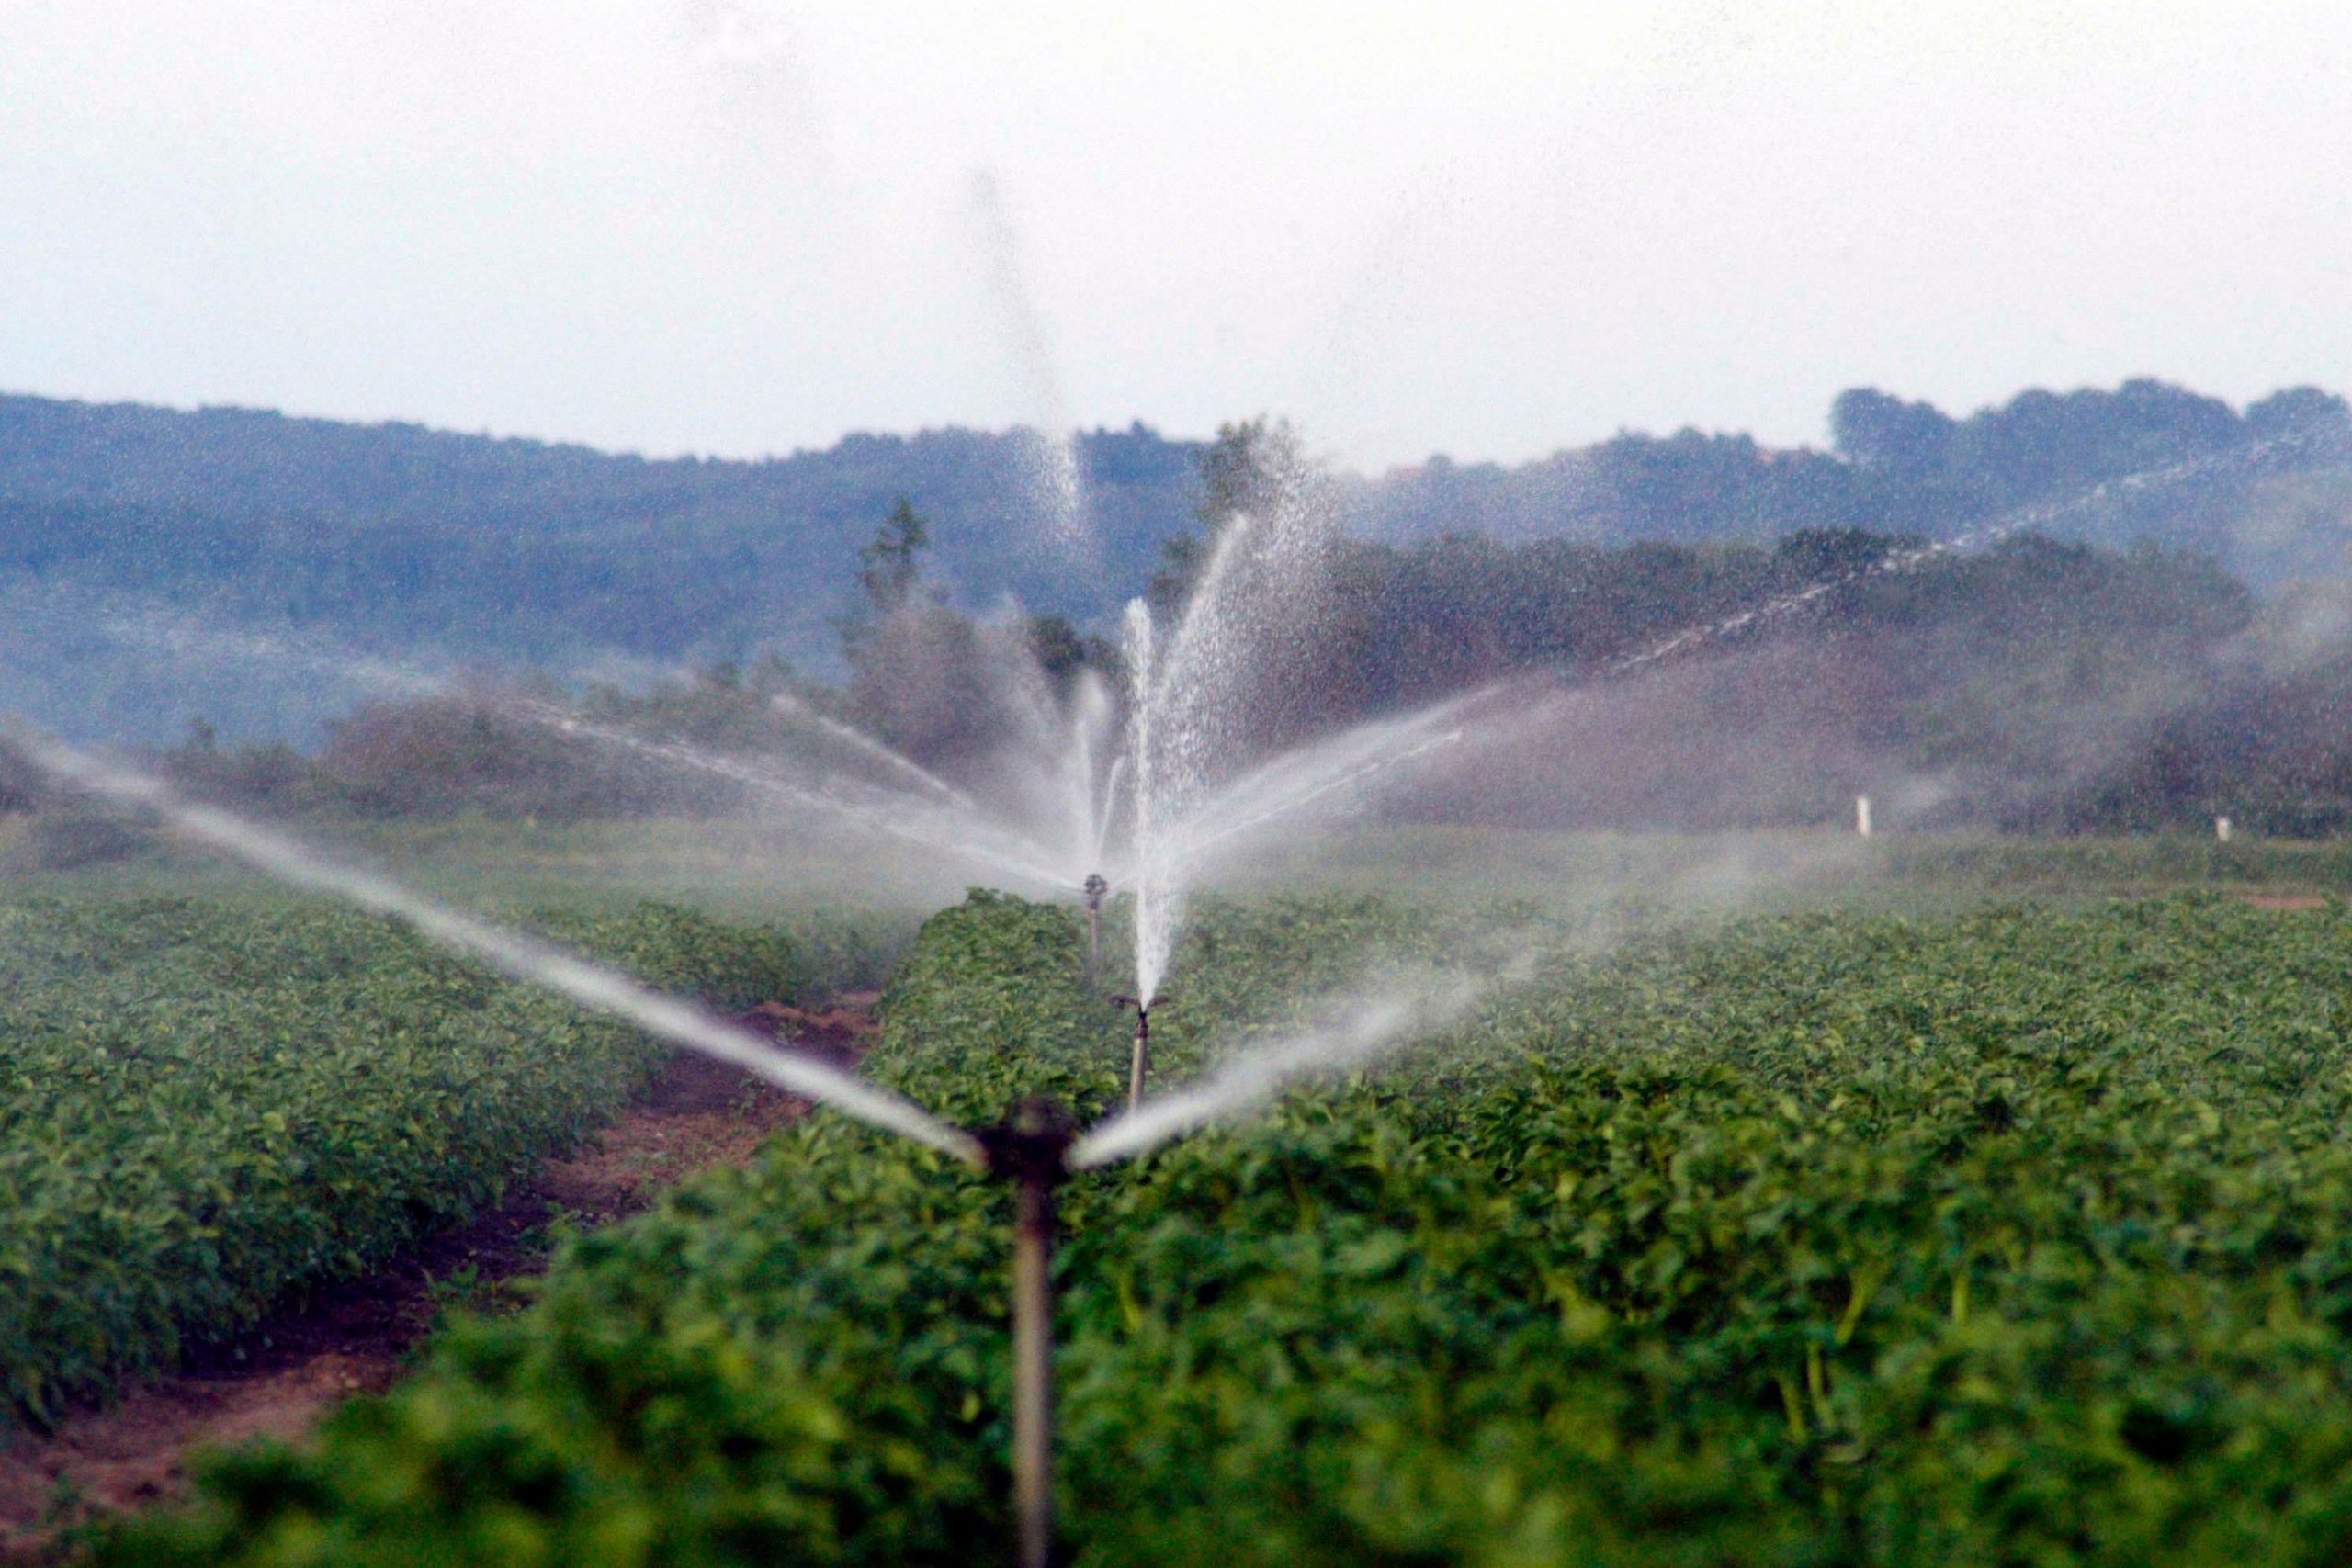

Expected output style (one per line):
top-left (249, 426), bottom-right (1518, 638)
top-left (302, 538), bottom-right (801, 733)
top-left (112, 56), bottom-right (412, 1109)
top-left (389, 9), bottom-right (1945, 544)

top-left (1856, 795), bottom-right (1873, 839)
top-left (2217, 816), bottom-right (2233, 843)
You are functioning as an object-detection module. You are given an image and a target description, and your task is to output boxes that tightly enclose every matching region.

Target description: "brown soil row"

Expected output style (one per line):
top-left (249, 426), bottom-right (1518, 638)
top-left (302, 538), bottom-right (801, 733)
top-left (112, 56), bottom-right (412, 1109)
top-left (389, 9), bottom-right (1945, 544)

top-left (2242, 892), bottom-right (2329, 911)
top-left (0, 996), bottom-right (879, 1559)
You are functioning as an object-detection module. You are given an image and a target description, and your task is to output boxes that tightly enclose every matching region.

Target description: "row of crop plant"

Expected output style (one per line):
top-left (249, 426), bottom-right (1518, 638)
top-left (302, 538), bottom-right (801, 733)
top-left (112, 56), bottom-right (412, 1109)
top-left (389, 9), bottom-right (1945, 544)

top-left (0, 895), bottom-right (903, 1428)
top-left (89, 889), bottom-right (2352, 1563)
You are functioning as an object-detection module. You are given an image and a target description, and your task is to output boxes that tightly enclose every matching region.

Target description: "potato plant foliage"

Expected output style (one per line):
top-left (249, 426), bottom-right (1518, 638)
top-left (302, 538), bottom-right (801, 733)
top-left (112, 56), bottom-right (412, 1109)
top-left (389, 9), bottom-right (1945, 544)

top-left (99, 889), bottom-right (2352, 1565)
top-left (0, 896), bottom-right (876, 1429)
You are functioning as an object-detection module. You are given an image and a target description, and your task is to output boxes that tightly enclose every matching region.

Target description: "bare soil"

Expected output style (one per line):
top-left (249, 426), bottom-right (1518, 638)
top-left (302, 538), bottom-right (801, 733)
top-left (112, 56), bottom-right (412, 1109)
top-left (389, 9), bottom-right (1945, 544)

top-left (0, 993), bottom-right (879, 1559)
top-left (2243, 892), bottom-right (2330, 911)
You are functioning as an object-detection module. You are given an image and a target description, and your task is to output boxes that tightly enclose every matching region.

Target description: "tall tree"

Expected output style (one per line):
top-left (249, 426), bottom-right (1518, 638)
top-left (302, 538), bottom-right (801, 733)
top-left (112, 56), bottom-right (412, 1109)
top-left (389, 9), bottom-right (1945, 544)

top-left (1830, 388), bottom-right (1957, 472)
top-left (856, 497), bottom-right (931, 615)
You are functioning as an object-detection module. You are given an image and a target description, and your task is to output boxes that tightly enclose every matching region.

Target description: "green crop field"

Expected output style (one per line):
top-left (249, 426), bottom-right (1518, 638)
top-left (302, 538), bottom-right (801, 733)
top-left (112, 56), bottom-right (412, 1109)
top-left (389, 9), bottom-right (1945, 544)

top-left (85, 884), bottom-right (2352, 1566)
top-left (0, 813), bottom-right (964, 921)
top-left (24, 810), bottom-right (2352, 923)
top-left (0, 894), bottom-right (899, 1430)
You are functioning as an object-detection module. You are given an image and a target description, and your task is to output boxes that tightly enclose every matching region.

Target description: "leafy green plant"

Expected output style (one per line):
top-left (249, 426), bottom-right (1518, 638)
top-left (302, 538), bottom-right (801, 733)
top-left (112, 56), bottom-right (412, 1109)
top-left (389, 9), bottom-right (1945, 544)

top-left (0, 894), bottom-right (876, 1431)
top-left (96, 889), bottom-right (2352, 1564)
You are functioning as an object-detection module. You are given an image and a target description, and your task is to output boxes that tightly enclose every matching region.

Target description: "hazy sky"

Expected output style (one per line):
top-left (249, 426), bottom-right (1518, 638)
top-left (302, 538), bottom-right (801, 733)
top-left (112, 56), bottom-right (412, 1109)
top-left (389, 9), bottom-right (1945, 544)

top-left (2, 1), bottom-right (2346, 468)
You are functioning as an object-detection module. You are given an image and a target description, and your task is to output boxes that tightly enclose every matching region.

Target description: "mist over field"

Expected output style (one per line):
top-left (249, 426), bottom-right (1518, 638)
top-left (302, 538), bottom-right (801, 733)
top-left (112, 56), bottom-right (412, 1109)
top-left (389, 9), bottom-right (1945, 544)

top-left (4, 375), bottom-right (2348, 846)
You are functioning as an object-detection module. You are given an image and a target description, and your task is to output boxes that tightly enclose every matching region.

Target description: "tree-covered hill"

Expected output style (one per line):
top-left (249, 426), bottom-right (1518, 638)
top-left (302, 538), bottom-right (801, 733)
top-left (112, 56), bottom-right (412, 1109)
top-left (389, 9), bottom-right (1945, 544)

top-left (1, 378), bottom-right (2346, 744)
top-left (1348, 379), bottom-right (2352, 589)
top-left (0, 395), bottom-right (1202, 665)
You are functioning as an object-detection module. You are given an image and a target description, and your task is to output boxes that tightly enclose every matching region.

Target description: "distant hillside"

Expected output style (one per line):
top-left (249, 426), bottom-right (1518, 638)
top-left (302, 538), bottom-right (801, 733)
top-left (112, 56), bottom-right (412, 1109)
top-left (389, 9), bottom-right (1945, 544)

top-left (0, 396), bottom-right (1203, 663)
top-left (1349, 380), bottom-right (2352, 589)
top-left (2, 378), bottom-right (2347, 742)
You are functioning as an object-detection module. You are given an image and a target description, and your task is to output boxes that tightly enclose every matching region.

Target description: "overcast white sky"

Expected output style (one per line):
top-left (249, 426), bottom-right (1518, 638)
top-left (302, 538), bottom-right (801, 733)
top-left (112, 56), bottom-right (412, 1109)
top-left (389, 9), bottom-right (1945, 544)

top-left (2, 1), bottom-right (2346, 468)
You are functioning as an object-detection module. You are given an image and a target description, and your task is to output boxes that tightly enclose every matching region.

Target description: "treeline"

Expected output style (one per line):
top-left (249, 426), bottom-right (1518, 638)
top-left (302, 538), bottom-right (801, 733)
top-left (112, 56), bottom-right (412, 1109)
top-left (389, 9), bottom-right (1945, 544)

top-left (9, 379), bottom-right (2352, 838)
top-left (1350, 379), bottom-right (2352, 588)
top-left (93, 512), bottom-right (2352, 839)
top-left (2, 378), bottom-right (2346, 711)
top-left (0, 397), bottom-right (1199, 673)
top-left (1255, 509), bottom-right (2352, 838)
top-left (150, 670), bottom-right (820, 823)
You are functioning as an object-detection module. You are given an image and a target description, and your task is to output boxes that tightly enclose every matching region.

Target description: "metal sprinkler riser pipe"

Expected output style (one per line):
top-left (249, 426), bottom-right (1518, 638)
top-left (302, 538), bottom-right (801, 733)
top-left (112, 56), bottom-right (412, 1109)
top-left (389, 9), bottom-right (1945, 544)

top-left (1109, 995), bottom-right (1156, 1115)
top-left (1081, 874), bottom-right (1109, 982)
top-left (1129, 1008), bottom-right (1149, 1116)
top-left (976, 1100), bottom-right (1076, 1568)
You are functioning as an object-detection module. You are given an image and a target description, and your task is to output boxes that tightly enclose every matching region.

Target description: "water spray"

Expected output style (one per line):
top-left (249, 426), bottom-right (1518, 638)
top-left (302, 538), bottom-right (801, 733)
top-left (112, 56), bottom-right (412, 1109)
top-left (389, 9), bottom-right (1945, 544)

top-left (1072, 979), bottom-right (1484, 1171)
top-left (1605, 422), bottom-right (2349, 684)
top-left (17, 726), bottom-right (1089, 1563)
top-left (6, 681), bottom-right (1503, 1568)
top-left (765, 687), bottom-right (982, 811)
top-left (949, 983), bottom-right (1479, 1565)
top-left (1081, 873), bottom-right (1109, 982)
top-left (6, 726), bottom-right (985, 1164)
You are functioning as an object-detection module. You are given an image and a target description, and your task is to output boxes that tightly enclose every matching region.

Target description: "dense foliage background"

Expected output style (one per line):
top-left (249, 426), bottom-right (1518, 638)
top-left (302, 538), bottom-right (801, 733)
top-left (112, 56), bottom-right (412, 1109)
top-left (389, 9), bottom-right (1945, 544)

top-left (100, 887), bottom-right (2352, 1566)
top-left (2, 378), bottom-right (2346, 738)
top-left (83, 521), bottom-right (2352, 839)
top-left (6, 378), bottom-right (2352, 837)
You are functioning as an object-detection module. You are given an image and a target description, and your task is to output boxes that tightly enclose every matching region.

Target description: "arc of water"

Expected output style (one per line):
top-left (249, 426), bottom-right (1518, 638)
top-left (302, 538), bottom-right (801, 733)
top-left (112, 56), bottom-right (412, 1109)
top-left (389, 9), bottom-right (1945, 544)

top-left (1065, 690), bottom-right (1096, 874)
top-left (766, 687), bottom-right (981, 812)
top-left (1091, 751), bottom-right (1127, 874)
top-left (506, 698), bottom-right (1076, 894)
top-left (10, 726), bottom-right (984, 1167)
top-left (1154, 514), bottom-right (1257, 708)
top-left (57, 568), bottom-right (1127, 901)
top-left (1163, 685), bottom-right (1506, 866)
top-left (1607, 423), bottom-right (2349, 680)
top-left (77, 597), bottom-right (451, 701)
top-left (1069, 975), bottom-right (1483, 1170)
top-left (1028, 427), bottom-right (1087, 554)
top-left (1172, 730), bottom-right (1463, 864)
top-left (1036, 668), bottom-right (1117, 884)
top-left (1147, 517), bottom-right (1258, 818)
top-left (1122, 602), bottom-right (1171, 1002)
top-left (1127, 505), bottom-right (1398, 1004)
top-left (57, 595), bottom-right (1094, 895)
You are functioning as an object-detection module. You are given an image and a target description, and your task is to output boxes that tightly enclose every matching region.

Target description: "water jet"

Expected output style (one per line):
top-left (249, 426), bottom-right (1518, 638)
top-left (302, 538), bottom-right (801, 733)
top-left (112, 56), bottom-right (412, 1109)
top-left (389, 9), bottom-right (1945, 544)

top-left (1081, 873), bottom-right (1109, 980)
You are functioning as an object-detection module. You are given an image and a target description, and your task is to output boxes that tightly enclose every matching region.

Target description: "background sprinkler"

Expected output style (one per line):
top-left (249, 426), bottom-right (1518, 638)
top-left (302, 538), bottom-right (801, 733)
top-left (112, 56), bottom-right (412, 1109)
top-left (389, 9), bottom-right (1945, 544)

top-left (976, 1098), bottom-right (1077, 1568)
top-left (1082, 874), bottom-right (1109, 979)
top-left (15, 728), bottom-right (1477, 1568)
top-left (1108, 995), bottom-right (1156, 1113)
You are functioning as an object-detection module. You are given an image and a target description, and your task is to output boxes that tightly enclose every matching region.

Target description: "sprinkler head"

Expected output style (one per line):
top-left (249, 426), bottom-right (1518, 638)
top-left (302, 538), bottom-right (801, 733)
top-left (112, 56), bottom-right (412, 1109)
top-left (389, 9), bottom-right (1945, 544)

top-left (978, 1097), bottom-right (1077, 1188)
top-left (1081, 874), bottom-right (1109, 912)
top-left (1107, 994), bottom-right (1156, 1038)
top-left (1109, 997), bottom-right (1158, 1117)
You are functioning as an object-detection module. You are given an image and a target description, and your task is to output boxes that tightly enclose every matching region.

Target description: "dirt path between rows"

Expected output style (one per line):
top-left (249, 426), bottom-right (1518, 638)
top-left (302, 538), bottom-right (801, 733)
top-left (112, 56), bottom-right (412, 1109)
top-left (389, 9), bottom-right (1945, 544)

top-left (2242, 892), bottom-right (2330, 911)
top-left (0, 995), bottom-right (879, 1560)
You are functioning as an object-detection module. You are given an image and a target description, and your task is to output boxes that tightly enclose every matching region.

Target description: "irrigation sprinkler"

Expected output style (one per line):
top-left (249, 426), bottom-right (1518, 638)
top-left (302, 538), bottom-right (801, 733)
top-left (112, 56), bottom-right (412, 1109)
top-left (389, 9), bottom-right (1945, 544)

top-left (976, 1099), bottom-right (1077, 1568)
top-left (1108, 994), bottom-right (1154, 1113)
top-left (1082, 874), bottom-right (1109, 981)
top-left (11, 729), bottom-right (1494, 1568)
top-left (958, 991), bottom-right (1460, 1568)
